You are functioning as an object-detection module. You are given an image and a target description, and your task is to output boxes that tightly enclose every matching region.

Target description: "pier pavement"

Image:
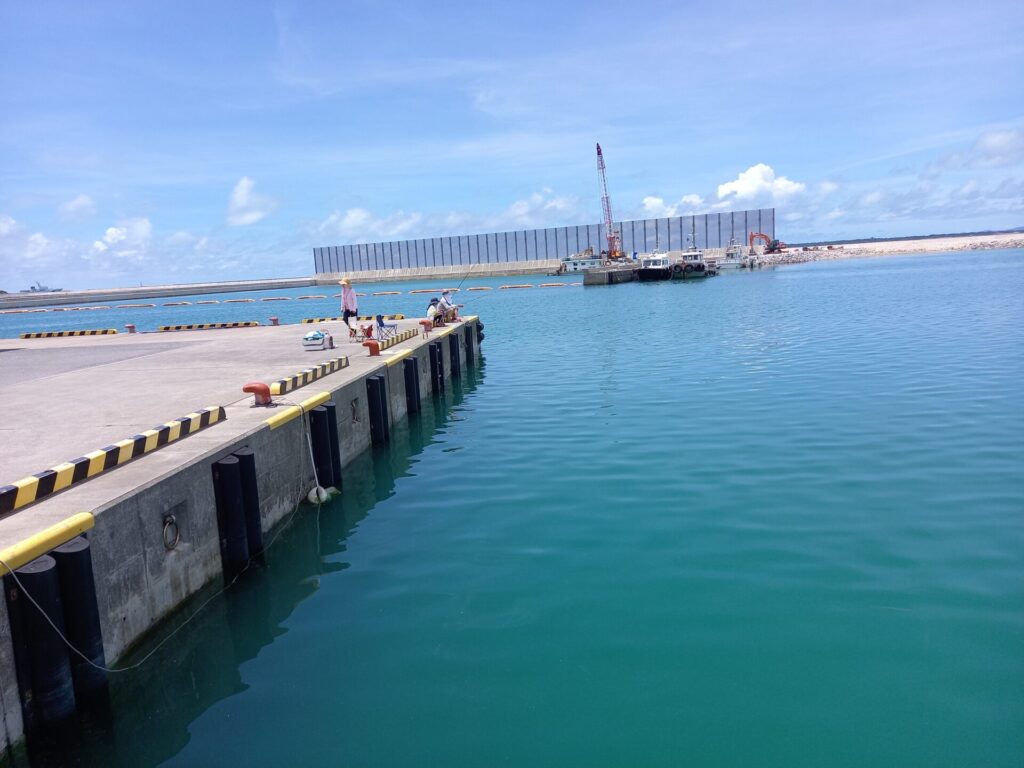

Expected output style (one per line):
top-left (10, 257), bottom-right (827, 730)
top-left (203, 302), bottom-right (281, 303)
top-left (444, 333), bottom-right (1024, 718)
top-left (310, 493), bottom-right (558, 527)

top-left (0, 318), bottom-right (442, 549)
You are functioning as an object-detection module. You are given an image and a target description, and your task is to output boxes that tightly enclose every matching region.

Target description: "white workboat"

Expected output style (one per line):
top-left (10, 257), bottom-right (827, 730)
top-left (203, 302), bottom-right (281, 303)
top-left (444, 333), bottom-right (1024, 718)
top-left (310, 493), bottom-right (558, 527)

top-left (636, 251), bottom-right (673, 281)
top-left (551, 248), bottom-right (605, 274)
top-left (671, 242), bottom-right (715, 279)
top-left (715, 237), bottom-right (747, 270)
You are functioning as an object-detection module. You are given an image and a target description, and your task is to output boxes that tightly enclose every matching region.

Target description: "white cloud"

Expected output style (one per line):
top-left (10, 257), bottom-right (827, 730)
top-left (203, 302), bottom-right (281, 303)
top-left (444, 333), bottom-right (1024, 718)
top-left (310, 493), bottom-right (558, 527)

top-left (316, 188), bottom-right (582, 242)
top-left (818, 181), bottom-right (839, 195)
top-left (58, 194), bottom-right (97, 221)
top-left (972, 129), bottom-right (1024, 168)
top-left (640, 193), bottom-right (704, 218)
top-left (227, 177), bottom-right (277, 226)
top-left (165, 230), bottom-right (197, 246)
top-left (90, 217), bottom-right (152, 257)
top-left (858, 190), bottom-right (884, 207)
top-left (25, 233), bottom-right (52, 260)
top-left (824, 208), bottom-right (845, 221)
top-left (928, 128), bottom-right (1024, 177)
top-left (717, 163), bottom-right (806, 203)
top-left (0, 214), bottom-right (17, 237)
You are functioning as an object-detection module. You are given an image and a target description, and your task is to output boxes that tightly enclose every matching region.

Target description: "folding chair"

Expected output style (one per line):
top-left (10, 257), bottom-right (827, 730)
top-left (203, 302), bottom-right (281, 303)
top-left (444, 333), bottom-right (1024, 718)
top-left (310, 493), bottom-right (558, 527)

top-left (352, 323), bottom-right (373, 342)
top-left (376, 314), bottom-right (398, 341)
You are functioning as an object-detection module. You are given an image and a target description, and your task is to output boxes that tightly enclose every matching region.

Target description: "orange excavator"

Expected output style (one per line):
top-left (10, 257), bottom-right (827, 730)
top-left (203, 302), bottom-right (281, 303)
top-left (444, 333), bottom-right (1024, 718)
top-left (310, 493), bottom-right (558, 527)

top-left (749, 232), bottom-right (786, 254)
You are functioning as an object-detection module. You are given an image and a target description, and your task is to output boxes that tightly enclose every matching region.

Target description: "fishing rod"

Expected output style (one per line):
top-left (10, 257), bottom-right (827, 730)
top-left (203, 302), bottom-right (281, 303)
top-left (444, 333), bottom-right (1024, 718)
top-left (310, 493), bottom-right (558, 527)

top-left (454, 260), bottom-right (479, 293)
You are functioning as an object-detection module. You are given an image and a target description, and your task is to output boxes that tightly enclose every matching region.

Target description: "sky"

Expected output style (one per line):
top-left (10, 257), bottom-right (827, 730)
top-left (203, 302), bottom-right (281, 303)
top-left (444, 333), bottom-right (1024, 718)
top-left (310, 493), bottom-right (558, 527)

top-left (1, 0), bottom-right (1023, 289)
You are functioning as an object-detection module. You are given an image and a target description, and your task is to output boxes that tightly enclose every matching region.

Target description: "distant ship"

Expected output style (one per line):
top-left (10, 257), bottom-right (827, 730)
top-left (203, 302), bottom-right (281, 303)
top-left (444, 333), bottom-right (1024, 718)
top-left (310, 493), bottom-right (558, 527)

top-left (19, 281), bottom-right (63, 293)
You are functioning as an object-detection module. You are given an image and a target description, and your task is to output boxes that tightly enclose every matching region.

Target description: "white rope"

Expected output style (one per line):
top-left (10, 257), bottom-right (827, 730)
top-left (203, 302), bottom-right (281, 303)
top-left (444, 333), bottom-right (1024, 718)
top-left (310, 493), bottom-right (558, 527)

top-left (0, 396), bottom-right (327, 674)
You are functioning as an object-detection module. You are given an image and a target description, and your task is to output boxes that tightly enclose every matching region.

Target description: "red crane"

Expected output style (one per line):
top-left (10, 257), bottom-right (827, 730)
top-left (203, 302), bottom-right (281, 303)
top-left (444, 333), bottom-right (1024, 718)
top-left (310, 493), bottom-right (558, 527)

top-left (596, 143), bottom-right (621, 257)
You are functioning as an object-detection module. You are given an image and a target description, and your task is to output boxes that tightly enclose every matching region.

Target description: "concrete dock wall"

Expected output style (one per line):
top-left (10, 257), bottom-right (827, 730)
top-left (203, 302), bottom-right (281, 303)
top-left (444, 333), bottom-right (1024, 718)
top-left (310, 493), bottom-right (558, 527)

top-left (315, 259), bottom-right (560, 284)
top-left (0, 320), bottom-right (478, 762)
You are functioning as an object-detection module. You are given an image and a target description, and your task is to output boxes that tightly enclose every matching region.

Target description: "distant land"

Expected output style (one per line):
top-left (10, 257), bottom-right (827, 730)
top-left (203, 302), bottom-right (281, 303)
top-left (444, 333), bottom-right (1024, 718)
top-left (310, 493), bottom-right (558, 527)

top-left (789, 226), bottom-right (1024, 248)
top-left (1, 228), bottom-right (1021, 306)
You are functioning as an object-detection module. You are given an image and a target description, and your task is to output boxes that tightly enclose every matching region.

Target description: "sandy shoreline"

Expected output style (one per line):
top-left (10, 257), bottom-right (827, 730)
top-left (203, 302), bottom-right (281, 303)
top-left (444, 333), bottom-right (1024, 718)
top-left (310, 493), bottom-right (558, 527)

top-left (768, 232), bottom-right (1023, 264)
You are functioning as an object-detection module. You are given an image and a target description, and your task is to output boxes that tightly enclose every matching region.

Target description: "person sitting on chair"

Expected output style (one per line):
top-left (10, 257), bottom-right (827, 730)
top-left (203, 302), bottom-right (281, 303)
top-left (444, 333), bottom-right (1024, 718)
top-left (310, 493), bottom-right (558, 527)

top-left (438, 290), bottom-right (458, 322)
top-left (426, 297), bottom-right (442, 326)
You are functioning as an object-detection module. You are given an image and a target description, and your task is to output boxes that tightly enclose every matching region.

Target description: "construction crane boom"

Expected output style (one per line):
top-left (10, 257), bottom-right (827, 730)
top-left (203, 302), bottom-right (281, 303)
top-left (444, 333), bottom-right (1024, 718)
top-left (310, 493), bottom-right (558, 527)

top-left (596, 143), bottom-right (621, 257)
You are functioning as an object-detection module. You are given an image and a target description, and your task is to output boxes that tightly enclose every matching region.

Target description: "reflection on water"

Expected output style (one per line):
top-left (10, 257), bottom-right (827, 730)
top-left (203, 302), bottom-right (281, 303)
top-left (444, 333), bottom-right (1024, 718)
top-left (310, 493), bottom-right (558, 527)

top-left (47, 368), bottom-right (484, 768)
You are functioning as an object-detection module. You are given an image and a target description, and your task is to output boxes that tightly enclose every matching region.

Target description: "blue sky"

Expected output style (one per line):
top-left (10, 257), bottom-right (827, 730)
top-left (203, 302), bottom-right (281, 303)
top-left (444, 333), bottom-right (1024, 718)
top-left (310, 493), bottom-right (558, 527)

top-left (1, 0), bottom-right (1022, 289)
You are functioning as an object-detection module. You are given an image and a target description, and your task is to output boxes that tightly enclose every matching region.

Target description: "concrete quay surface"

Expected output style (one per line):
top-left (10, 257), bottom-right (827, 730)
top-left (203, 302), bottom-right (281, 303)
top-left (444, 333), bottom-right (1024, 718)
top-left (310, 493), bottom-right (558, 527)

top-left (0, 315), bottom-right (481, 758)
top-left (0, 317), bottom-right (456, 543)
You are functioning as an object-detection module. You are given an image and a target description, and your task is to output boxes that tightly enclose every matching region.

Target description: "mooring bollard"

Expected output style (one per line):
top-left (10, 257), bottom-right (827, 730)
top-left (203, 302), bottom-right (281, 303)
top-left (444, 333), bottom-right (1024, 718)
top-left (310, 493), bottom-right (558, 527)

top-left (233, 447), bottom-right (264, 559)
top-left (13, 555), bottom-right (77, 729)
top-left (124, 324), bottom-right (136, 334)
top-left (51, 537), bottom-right (108, 709)
top-left (419, 319), bottom-right (433, 338)
top-left (269, 316), bottom-right (280, 326)
top-left (363, 340), bottom-right (380, 356)
top-left (242, 381), bottom-right (272, 406)
top-left (212, 456), bottom-right (250, 580)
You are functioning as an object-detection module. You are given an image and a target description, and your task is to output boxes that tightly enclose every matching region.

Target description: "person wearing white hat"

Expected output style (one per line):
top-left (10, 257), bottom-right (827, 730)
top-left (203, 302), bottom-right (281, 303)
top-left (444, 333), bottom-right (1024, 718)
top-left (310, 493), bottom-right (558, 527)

top-left (339, 278), bottom-right (358, 329)
top-left (438, 289), bottom-right (458, 322)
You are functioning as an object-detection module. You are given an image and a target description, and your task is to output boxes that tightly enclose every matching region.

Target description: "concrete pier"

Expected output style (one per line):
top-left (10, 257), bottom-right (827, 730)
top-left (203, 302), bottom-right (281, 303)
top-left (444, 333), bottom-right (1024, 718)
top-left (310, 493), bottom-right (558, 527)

top-left (583, 266), bottom-right (635, 285)
top-left (0, 315), bottom-right (481, 759)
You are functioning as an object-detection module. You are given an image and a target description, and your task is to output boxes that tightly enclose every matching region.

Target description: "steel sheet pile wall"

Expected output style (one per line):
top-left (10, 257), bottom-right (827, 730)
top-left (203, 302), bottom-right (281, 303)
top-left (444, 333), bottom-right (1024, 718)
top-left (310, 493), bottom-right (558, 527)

top-left (313, 208), bottom-right (775, 274)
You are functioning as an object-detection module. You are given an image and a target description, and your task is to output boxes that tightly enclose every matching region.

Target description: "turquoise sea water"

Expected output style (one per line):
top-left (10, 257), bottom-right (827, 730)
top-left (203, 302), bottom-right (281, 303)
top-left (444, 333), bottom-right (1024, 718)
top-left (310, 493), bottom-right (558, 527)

top-left (26, 251), bottom-right (1024, 766)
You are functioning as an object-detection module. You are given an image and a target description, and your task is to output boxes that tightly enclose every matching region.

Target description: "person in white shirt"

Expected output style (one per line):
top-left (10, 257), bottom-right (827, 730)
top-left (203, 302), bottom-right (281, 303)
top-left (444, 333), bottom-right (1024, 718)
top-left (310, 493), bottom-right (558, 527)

top-left (438, 290), bottom-right (457, 322)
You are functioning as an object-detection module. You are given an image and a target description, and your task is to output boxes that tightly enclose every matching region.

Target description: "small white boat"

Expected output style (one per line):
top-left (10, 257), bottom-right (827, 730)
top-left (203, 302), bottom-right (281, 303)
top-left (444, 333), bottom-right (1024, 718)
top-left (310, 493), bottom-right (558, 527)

top-left (551, 248), bottom-right (604, 274)
top-left (715, 237), bottom-right (746, 270)
top-left (636, 251), bottom-right (673, 281)
top-left (671, 241), bottom-right (714, 279)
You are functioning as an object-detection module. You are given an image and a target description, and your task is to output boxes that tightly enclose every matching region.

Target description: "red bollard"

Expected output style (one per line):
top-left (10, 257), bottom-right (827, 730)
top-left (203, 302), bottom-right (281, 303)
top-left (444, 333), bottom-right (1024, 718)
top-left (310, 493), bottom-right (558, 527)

top-left (242, 381), bottom-right (272, 406)
top-left (362, 340), bottom-right (380, 356)
top-left (125, 324), bottom-right (136, 334)
top-left (418, 319), bottom-right (433, 338)
top-left (269, 316), bottom-right (279, 326)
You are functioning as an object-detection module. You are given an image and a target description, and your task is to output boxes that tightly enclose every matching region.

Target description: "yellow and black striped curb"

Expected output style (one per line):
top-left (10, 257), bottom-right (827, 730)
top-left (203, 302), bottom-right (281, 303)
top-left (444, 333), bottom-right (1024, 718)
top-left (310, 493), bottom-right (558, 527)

top-left (0, 406), bottom-right (226, 516)
top-left (269, 356), bottom-right (350, 396)
top-left (378, 328), bottom-right (418, 350)
top-left (20, 329), bottom-right (118, 339)
top-left (302, 314), bottom-right (404, 323)
top-left (158, 322), bottom-right (259, 332)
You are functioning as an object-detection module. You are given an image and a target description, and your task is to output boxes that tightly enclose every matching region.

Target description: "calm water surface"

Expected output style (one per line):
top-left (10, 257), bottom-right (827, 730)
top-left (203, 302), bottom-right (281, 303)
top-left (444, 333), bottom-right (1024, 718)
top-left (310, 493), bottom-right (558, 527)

top-left (36, 251), bottom-right (1024, 766)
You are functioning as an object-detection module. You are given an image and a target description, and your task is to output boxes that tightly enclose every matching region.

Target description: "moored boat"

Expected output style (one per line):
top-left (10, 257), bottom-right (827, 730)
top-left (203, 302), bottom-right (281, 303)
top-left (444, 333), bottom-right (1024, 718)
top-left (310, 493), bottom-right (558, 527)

top-left (714, 237), bottom-right (746, 270)
top-left (635, 251), bottom-right (673, 281)
top-left (670, 242), bottom-right (715, 280)
top-left (550, 247), bottom-right (605, 275)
